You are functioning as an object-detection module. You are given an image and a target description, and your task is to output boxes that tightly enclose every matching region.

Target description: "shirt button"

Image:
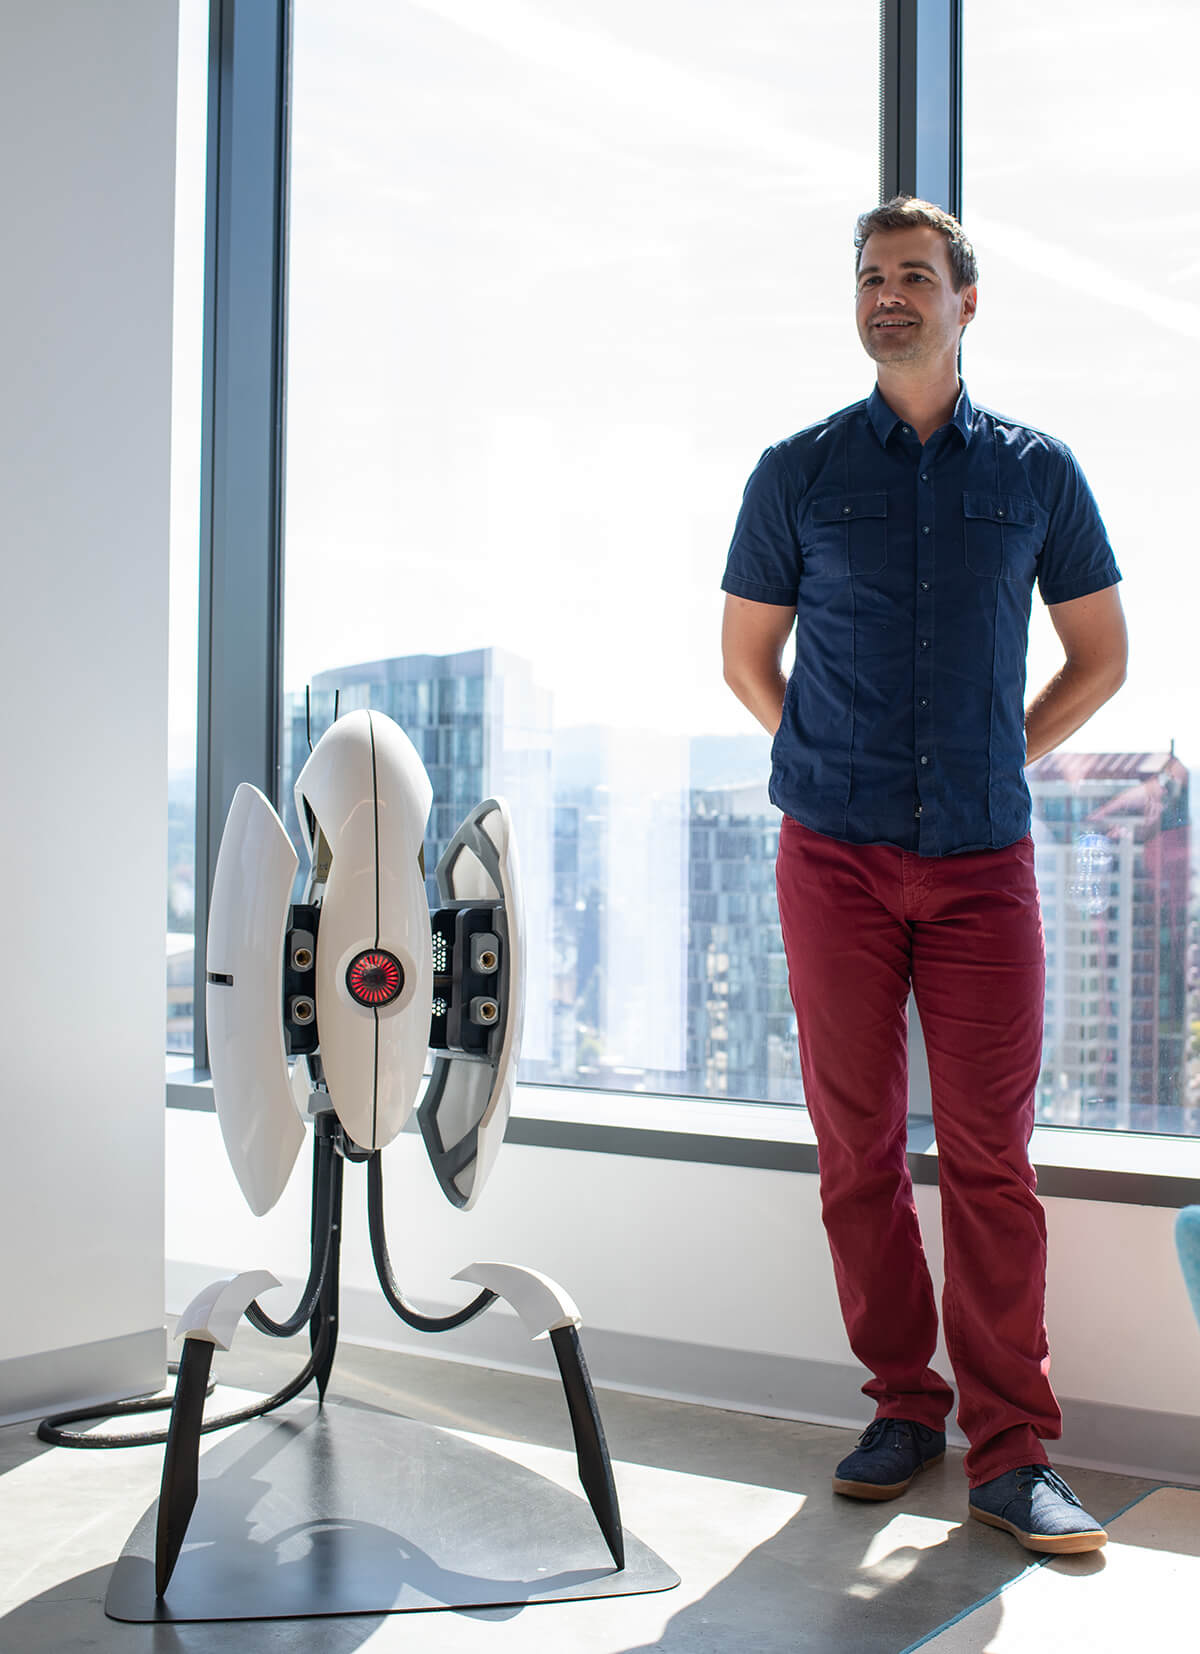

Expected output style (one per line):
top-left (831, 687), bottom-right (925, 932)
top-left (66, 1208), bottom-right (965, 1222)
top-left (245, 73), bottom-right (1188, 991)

top-left (921, 473), bottom-right (929, 482)
top-left (901, 425), bottom-right (911, 434)
top-left (920, 581), bottom-right (929, 591)
top-left (997, 507), bottom-right (1006, 518)
top-left (914, 804), bottom-right (923, 817)
top-left (922, 525), bottom-right (931, 535)
top-left (920, 639), bottom-right (930, 648)
top-left (842, 505), bottom-right (852, 515)
top-left (920, 755), bottom-right (929, 765)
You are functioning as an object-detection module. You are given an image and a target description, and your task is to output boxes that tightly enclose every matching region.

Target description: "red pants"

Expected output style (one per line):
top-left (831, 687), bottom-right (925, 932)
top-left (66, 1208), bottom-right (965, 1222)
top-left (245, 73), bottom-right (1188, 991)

top-left (776, 817), bottom-right (1061, 1486)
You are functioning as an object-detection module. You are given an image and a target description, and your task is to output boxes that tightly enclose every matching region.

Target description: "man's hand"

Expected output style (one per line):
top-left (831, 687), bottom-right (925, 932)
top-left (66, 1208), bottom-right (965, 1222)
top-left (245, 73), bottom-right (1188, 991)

top-left (1025, 584), bottom-right (1128, 765)
top-left (721, 594), bottom-right (796, 735)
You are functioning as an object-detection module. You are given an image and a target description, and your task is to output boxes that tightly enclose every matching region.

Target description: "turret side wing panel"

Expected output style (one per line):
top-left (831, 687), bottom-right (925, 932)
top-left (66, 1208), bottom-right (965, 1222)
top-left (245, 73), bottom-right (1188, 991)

top-left (206, 783), bottom-right (304, 1216)
top-left (418, 797), bottom-right (524, 1209)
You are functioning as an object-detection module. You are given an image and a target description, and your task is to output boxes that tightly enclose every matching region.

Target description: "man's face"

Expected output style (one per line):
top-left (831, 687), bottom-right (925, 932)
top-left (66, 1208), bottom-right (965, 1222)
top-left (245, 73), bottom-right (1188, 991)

top-left (854, 225), bottom-right (976, 368)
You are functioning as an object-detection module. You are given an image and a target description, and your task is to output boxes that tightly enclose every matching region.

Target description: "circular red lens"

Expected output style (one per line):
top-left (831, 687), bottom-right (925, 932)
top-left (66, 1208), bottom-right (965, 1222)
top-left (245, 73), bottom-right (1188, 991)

top-left (346, 949), bottom-right (404, 1007)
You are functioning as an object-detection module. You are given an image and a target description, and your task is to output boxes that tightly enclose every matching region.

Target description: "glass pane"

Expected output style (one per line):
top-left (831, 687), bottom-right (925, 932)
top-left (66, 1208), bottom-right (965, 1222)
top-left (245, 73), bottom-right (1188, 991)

top-left (283, 1), bottom-right (879, 1102)
top-left (965, 0), bottom-right (1199, 1134)
top-left (166, 0), bottom-right (209, 1056)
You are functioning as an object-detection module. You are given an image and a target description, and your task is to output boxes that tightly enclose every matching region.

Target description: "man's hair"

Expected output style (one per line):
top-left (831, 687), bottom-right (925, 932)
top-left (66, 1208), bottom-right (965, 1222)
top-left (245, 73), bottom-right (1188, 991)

top-left (854, 197), bottom-right (978, 291)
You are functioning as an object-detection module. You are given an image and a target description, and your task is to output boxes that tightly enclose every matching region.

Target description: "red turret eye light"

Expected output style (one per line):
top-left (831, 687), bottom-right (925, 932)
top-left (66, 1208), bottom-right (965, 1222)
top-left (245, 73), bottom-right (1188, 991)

top-left (346, 949), bottom-right (404, 1007)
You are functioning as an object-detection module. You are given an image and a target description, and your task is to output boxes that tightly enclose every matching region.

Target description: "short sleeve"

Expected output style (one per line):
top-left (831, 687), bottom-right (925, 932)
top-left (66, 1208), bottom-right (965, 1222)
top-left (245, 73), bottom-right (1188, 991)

top-left (1037, 444), bottom-right (1122, 607)
top-left (721, 444), bottom-right (802, 607)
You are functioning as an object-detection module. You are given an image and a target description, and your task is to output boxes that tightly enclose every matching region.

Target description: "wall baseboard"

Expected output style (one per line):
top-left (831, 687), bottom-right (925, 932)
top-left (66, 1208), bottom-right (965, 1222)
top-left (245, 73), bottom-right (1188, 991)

top-left (167, 1261), bottom-right (1199, 1488)
top-left (0, 1328), bottom-right (166, 1428)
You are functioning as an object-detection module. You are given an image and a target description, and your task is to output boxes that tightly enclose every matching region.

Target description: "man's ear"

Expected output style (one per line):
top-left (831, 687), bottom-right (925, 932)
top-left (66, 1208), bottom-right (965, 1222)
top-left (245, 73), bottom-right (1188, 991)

top-left (960, 283), bottom-right (978, 328)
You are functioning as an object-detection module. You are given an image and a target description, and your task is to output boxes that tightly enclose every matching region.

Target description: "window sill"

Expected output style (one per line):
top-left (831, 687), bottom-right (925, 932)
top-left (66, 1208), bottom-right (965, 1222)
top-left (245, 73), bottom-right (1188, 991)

top-left (166, 1061), bottom-right (1200, 1210)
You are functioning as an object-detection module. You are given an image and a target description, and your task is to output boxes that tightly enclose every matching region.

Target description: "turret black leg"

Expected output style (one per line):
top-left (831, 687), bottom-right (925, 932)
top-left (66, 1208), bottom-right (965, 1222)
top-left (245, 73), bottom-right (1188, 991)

top-left (310, 1146), bottom-right (344, 1401)
top-left (154, 1337), bottom-right (214, 1597)
top-left (549, 1325), bottom-right (624, 1570)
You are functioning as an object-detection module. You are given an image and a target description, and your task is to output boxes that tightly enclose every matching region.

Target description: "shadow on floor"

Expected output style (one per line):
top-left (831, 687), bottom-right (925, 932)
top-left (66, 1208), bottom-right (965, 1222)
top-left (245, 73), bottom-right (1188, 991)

top-left (0, 1567), bottom-right (386, 1654)
top-left (614, 1498), bottom-right (1109, 1654)
top-left (0, 1336), bottom-right (1163, 1654)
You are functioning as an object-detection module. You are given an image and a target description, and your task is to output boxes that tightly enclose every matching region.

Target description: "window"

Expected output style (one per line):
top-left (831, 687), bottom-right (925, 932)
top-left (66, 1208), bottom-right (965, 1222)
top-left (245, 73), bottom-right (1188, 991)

top-left (191, 2), bottom-right (1195, 1148)
top-left (280, 0), bottom-right (879, 1104)
top-left (967, 0), bottom-right (1199, 1134)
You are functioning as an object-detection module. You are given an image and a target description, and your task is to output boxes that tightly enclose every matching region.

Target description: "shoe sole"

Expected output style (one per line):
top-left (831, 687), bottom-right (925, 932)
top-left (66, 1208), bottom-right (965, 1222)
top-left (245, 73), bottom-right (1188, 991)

top-left (832, 1451), bottom-right (945, 1501)
top-left (969, 1506), bottom-right (1108, 1553)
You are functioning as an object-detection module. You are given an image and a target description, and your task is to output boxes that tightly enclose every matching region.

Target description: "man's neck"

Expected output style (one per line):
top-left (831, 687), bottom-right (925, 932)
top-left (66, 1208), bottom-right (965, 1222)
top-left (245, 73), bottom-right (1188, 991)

top-left (875, 367), bottom-right (961, 446)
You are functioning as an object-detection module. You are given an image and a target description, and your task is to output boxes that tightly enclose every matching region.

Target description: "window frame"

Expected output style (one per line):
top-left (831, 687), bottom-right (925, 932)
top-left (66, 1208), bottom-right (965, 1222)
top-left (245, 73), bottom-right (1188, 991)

top-left (175, 0), bottom-right (1199, 1197)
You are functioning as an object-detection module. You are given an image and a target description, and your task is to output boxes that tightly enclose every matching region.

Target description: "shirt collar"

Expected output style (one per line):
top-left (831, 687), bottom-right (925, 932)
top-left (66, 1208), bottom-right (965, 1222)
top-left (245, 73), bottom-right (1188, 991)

top-left (866, 382), bottom-right (977, 448)
top-left (951, 382), bottom-right (976, 444)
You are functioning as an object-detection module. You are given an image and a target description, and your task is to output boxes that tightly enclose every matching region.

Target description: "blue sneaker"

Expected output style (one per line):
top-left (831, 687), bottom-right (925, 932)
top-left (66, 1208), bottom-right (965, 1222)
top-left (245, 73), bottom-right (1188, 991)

top-left (969, 1464), bottom-right (1108, 1554)
top-left (832, 1417), bottom-right (946, 1500)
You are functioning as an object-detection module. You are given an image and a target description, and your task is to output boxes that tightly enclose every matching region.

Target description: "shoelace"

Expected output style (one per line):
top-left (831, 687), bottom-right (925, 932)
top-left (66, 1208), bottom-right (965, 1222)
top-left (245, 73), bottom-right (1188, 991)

top-left (857, 1418), bottom-right (923, 1451)
top-left (1015, 1465), bottom-right (1081, 1506)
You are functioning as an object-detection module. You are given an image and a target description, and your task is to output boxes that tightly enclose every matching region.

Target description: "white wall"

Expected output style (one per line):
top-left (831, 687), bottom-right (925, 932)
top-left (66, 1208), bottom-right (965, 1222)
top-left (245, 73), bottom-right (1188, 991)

top-left (166, 1106), bottom-right (1200, 1481)
top-left (0, 1), bottom-right (178, 1421)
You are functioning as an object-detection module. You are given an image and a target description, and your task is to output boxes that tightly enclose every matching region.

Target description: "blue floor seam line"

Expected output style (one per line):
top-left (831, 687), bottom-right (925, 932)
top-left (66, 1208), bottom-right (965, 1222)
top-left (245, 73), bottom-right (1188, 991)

top-left (892, 1557), bottom-right (1049, 1654)
top-left (891, 1485), bottom-right (1162, 1654)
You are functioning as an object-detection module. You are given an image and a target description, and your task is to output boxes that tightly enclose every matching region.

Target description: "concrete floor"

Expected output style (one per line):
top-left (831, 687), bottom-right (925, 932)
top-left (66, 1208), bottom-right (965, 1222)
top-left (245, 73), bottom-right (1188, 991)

top-left (0, 1332), bottom-right (1162, 1653)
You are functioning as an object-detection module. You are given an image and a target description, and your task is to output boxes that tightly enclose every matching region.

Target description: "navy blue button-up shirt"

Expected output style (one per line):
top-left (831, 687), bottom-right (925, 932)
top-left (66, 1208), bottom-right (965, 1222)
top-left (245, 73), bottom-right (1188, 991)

top-left (722, 385), bottom-right (1121, 856)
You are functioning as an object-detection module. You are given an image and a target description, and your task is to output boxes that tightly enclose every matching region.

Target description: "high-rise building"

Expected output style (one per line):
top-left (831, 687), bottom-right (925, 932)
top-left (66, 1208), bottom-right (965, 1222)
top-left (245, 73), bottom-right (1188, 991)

top-left (166, 934), bottom-right (195, 1054)
top-left (687, 780), bottom-right (801, 1105)
top-left (547, 791), bottom-right (594, 1082)
top-left (549, 745), bottom-right (798, 1105)
top-left (1029, 750), bottom-right (1191, 1132)
top-left (280, 648), bottom-right (553, 1063)
top-left (548, 729), bottom-right (689, 1090)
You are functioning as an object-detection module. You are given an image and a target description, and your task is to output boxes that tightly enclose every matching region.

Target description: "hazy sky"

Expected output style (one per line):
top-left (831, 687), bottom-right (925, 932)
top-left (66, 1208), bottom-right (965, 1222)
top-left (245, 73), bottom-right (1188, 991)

top-left (168, 0), bottom-right (1200, 772)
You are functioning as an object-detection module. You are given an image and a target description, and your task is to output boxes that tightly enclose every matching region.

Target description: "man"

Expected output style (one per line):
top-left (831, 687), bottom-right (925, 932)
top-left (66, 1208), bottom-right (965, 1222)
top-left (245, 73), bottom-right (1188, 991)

top-left (720, 197), bottom-right (1126, 1555)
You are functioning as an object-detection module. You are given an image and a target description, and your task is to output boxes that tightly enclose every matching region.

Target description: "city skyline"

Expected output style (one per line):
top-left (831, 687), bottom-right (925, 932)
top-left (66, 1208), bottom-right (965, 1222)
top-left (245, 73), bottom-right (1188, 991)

top-left (167, 640), bottom-right (1199, 1136)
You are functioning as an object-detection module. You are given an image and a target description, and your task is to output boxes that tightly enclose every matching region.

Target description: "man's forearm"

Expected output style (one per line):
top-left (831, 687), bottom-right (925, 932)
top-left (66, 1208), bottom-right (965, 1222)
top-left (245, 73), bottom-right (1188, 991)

top-left (1024, 658), bottom-right (1126, 766)
top-left (725, 667), bottom-right (787, 736)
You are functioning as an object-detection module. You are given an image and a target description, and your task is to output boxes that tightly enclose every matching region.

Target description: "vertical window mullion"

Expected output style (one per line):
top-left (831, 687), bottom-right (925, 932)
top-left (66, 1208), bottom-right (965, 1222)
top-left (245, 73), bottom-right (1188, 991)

top-left (194, 0), bottom-right (290, 1068)
top-left (880, 0), bottom-right (962, 215)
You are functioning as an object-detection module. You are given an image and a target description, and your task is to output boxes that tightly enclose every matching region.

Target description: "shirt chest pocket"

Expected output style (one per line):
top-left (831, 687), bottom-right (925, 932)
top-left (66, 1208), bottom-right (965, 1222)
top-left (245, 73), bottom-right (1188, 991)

top-left (962, 492), bottom-right (1042, 581)
top-left (803, 492), bottom-right (888, 579)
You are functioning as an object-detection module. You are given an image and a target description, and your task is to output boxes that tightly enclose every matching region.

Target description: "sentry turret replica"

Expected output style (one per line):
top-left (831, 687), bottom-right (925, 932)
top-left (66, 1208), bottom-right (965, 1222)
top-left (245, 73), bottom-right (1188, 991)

top-left (42, 706), bottom-right (675, 1624)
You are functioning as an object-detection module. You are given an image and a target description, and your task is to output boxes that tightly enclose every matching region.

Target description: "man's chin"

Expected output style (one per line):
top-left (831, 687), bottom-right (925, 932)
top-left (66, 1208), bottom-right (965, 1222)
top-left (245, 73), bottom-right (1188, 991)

top-left (863, 336), bottom-right (923, 364)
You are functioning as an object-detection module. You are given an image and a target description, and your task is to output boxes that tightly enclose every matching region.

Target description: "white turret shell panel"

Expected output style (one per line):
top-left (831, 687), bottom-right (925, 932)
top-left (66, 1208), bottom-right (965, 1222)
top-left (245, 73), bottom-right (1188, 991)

top-left (294, 710), bottom-right (433, 1149)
